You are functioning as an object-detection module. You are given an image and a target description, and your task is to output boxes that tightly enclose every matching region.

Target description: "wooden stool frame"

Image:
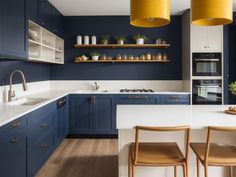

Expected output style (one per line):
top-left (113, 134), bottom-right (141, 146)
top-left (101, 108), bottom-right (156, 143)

top-left (128, 125), bottom-right (190, 177)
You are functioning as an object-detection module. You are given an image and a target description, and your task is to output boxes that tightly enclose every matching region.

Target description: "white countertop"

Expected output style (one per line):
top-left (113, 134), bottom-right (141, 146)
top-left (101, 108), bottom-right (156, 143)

top-left (0, 89), bottom-right (190, 127)
top-left (117, 105), bottom-right (236, 129)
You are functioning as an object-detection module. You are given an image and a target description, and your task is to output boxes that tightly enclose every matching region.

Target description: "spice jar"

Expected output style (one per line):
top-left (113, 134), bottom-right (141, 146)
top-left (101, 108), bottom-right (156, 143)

top-left (157, 53), bottom-right (162, 60)
top-left (116, 55), bottom-right (122, 60)
top-left (146, 52), bottom-right (151, 60)
top-left (122, 55), bottom-right (127, 60)
top-left (162, 53), bottom-right (168, 60)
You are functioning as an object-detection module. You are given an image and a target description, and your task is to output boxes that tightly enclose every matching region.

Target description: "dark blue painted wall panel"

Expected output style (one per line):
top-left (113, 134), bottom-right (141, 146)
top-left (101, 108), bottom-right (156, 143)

top-left (0, 61), bottom-right (50, 85)
top-left (50, 16), bottom-right (182, 80)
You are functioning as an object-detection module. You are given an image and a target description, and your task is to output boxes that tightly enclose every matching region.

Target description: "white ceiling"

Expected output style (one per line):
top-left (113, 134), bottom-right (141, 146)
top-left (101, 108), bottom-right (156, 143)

top-left (49, 0), bottom-right (236, 16)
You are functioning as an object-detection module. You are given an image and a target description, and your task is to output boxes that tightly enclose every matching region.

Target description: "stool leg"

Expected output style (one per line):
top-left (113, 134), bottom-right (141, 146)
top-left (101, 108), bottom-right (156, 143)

top-left (196, 158), bottom-right (200, 177)
top-left (128, 152), bottom-right (132, 177)
top-left (183, 164), bottom-right (186, 177)
top-left (132, 165), bottom-right (135, 177)
top-left (229, 166), bottom-right (233, 177)
top-left (186, 162), bottom-right (189, 177)
top-left (174, 166), bottom-right (177, 177)
top-left (204, 165), bottom-right (208, 177)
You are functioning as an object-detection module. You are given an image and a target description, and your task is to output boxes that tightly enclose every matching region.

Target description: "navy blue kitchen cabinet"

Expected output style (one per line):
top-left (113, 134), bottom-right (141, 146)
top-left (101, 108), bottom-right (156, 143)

top-left (27, 102), bottom-right (57, 177)
top-left (116, 94), bottom-right (161, 104)
top-left (0, 0), bottom-right (28, 60)
top-left (56, 97), bottom-right (69, 144)
top-left (0, 115), bottom-right (28, 177)
top-left (162, 94), bottom-right (190, 105)
top-left (28, 0), bottom-right (41, 24)
top-left (69, 94), bottom-right (116, 135)
top-left (40, 0), bottom-right (64, 37)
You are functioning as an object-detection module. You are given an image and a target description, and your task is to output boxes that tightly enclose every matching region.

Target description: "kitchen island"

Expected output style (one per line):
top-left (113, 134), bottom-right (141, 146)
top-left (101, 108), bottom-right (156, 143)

top-left (117, 105), bottom-right (236, 177)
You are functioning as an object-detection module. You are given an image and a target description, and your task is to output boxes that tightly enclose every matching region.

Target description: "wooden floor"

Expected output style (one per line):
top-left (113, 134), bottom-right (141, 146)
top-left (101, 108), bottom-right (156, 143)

top-left (36, 139), bottom-right (118, 177)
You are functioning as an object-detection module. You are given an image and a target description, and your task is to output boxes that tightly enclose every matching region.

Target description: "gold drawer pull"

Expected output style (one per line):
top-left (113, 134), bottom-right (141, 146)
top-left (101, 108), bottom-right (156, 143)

top-left (41, 144), bottom-right (48, 148)
top-left (10, 122), bottom-right (21, 128)
top-left (11, 137), bottom-right (19, 144)
top-left (40, 123), bottom-right (48, 128)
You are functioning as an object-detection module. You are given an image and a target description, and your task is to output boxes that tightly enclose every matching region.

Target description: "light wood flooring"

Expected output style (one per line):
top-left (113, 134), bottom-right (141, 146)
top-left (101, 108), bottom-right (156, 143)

top-left (36, 139), bottom-right (118, 177)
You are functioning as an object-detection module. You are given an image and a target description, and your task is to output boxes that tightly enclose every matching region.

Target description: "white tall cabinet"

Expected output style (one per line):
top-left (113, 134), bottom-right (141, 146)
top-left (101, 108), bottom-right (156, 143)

top-left (182, 10), bottom-right (224, 104)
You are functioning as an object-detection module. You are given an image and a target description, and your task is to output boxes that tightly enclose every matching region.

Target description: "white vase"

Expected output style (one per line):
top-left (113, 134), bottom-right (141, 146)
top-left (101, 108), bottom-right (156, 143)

top-left (84, 36), bottom-right (89, 45)
top-left (77, 36), bottom-right (82, 45)
top-left (92, 56), bottom-right (99, 61)
top-left (117, 40), bottom-right (124, 45)
top-left (92, 36), bottom-right (97, 45)
top-left (136, 38), bottom-right (144, 45)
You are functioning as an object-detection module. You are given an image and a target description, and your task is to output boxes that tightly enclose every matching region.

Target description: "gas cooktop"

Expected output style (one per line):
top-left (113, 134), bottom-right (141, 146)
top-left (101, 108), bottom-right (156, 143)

top-left (120, 89), bottom-right (155, 93)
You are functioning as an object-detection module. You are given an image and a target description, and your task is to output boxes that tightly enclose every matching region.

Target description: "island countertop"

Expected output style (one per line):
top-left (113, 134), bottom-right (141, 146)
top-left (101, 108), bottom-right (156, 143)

top-left (117, 105), bottom-right (236, 129)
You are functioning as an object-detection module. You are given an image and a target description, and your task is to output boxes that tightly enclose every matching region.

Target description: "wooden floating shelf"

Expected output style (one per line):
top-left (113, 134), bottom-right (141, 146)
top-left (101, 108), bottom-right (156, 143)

top-left (74, 44), bottom-right (170, 49)
top-left (74, 59), bottom-right (170, 63)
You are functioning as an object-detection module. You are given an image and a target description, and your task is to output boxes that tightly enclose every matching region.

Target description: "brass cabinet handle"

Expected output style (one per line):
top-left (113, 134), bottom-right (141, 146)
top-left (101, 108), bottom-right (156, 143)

top-left (90, 96), bottom-right (96, 104)
top-left (168, 96), bottom-right (182, 100)
top-left (128, 95), bottom-right (148, 99)
top-left (41, 144), bottom-right (48, 148)
top-left (10, 122), bottom-right (21, 128)
top-left (11, 137), bottom-right (19, 144)
top-left (40, 123), bottom-right (48, 128)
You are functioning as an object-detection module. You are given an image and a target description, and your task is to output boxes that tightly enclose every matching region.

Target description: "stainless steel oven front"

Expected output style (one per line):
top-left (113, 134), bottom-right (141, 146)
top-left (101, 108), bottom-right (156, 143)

top-left (192, 53), bottom-right (222, 76)
top-left (192, 80), bottom-right (222, 105)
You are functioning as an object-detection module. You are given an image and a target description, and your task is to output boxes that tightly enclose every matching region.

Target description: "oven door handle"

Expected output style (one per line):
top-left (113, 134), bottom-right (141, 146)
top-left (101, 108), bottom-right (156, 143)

top-left (195, 85), bottom-right (221, 88)
top-left (194, 59), bottom-right (220, 62)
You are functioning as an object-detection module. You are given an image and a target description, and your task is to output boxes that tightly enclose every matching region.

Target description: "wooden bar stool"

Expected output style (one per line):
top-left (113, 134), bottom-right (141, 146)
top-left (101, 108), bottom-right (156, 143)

top-left (128, 126), bottom-right (190, 177)
top-left (190, 126), bottom-right (236, 177)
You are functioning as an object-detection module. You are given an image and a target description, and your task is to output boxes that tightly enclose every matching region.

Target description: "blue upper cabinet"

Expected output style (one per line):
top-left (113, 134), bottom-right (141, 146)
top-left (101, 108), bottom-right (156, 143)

top-left (0, 0), bottom-right (28, 60)
top-left (28, 0), bottom-right (40, 24)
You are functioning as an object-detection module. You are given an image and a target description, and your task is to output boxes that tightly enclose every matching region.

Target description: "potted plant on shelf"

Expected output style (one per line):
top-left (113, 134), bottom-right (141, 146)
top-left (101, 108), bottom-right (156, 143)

top-left (101, 35), bottom-right (110, 45)
top-left (115, 35), bottom-right (127, 45)
top-left (90, 51), bottom-right (101, 61)
top-left (229, 82), bottom-right (236, 95)
top-left (133, 34), bottom-right (148, 45)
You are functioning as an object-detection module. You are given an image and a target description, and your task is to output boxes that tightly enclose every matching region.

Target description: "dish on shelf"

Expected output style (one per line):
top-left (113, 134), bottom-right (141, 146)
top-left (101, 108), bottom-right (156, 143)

top-left (28, 30), bottom-right (39, 42)
top-left (225, 106), bottom-right (236, 115)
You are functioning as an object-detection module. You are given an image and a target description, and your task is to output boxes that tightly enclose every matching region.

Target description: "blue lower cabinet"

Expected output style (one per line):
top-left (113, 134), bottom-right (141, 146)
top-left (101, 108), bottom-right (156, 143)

top-left (28, 129), bottom-right (56, 177)
top-left (116, 94), bottom-right (161, 104)
top-left (27, 102), bottom-right (57, 177)
top-left (162, 94), bottom-right (190, 105)
top-left (0, 131), bottom-right (27, 177)
top-left (69, 94), bottom-right (116, 135)
top-left (94, 95), bottom-right (116, 134)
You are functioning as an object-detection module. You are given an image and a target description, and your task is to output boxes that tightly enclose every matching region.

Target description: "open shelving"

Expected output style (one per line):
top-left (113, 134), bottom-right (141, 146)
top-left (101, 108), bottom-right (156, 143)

top-left (28, 20), bottom-right (64, 64)
top-left (74, 44), bottom-right (170, 49)
top-left (74, 59), bottom-right (170, 64)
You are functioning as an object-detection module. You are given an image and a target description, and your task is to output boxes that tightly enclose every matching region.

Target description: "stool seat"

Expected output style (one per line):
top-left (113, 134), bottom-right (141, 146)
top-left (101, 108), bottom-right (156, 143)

top-left (130, 142), bottom-right (185, 166)
top-left (190, 143), bottom-right (236, 166)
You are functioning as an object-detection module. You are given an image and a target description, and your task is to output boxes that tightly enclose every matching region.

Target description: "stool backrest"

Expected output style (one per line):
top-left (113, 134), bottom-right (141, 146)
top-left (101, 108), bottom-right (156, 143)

top-left (204, 126), bottom-right (236, 165)
top-left (134, 125), bottom-right (190, 165)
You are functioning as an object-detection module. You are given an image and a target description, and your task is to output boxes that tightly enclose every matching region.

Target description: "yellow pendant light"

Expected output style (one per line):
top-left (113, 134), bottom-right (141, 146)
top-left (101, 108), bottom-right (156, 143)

top-left (130, 0), bottom-right (170, 28)
top-left (191, 0), bottom-right (233, 26)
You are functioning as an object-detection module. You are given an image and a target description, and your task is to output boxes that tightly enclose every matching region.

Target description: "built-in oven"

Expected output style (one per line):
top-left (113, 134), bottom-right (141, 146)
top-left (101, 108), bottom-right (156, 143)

top-left (192, 80), bottom-right (222, 105)
top-left (192, 53), bottom-right (222, 76)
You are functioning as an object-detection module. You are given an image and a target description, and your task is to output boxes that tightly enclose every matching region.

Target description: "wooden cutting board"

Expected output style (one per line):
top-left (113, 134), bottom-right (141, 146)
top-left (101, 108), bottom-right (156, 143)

top-left (225, 110), bottom-right (236, 115)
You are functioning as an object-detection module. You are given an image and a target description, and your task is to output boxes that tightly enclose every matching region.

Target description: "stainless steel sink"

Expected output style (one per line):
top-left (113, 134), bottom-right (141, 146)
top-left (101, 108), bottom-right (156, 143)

top-left (7, 98), bottom-right (49, 106)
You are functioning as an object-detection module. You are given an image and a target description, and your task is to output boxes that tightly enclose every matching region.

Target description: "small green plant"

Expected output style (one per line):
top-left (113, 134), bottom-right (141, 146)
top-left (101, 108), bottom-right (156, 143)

top-left (89, 51), bottom-right (101, 57)
top-left (115, 35), bottom-right (127, 42)
top-left (101, 34), bottom-right (110, 41)
top-left (229, 81), bottom-right (236, 95)
top-left (133, 34), bottom-right (148, 41)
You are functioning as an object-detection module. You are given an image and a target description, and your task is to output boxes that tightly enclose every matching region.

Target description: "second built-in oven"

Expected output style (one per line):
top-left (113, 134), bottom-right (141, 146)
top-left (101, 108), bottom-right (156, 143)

top-left (192, 53), bottom-right (222, 76)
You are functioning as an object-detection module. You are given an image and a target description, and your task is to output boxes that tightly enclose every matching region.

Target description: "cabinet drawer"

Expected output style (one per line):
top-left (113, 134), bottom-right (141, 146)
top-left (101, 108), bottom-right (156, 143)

top-left (28, 130), bottom-right (55, 177)
top-left (28, 110), bottom-right (56, 148)
top-left (162, 95), bottom-right (190, 105)
top-left (116, 95), bottom-right (161, 104)
top-left (0, 116), bottom-right (28, 135)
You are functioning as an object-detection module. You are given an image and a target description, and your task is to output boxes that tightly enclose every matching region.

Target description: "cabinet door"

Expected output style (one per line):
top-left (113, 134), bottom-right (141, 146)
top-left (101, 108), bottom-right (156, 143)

top-left (0, 132), bottom-right (27, 177)
top-left (0, 0), bottom-right (27, 60)
top-left (28, 0), bottom-right (40, 24)
top-left (69, 95), bottom-right (93, 134)
top-left (40, 0), bottom-right (53, 30)
top-left (191, 25), bottom-right (208, 51)
top-left (207, 26), bottom-right (223, 51)
top-left (94, 95), bottom-right (116, 134)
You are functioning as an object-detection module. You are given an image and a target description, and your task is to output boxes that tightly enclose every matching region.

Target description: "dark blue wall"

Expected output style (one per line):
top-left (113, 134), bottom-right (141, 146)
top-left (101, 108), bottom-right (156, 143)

top-left (50, 16), bottom-right (182, 80)
top-left (0, 61), bottom-right (50, 85)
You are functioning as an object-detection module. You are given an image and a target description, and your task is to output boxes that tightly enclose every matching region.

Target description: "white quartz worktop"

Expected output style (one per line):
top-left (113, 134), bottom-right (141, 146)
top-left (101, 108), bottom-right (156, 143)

top-left (0, 89), bottom-right (190, 127)
top-left (117, 105), bottom-right (236, 129)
